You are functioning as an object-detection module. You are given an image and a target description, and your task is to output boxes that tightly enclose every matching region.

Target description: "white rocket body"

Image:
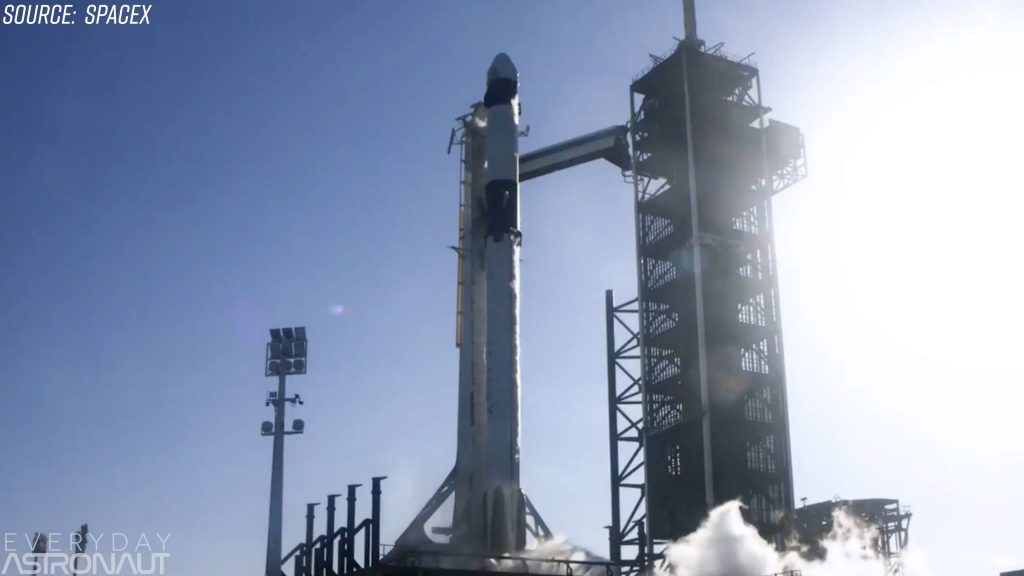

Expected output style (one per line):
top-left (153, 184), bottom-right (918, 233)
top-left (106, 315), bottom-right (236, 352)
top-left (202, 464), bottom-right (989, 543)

top-left (483, 51), bottom-right (523, 555)
top-left (451, 53), bottom-right (524, 555)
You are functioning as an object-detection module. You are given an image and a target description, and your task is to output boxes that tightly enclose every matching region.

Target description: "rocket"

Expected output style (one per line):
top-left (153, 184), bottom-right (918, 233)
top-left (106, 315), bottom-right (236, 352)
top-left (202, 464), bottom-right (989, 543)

top-left (394, 49), bottom-right (629, 560)
top-left (481, 52), bottom-right (523, 555)
top-left (392, 53), bottom-right (527, 560)
top-left (450, 53), bottom-right (525, 556)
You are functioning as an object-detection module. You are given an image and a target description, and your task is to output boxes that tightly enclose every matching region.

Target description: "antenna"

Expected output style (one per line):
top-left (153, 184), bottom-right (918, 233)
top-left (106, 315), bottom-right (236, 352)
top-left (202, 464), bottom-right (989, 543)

top-left (683, 0), bottom-right (698, 44)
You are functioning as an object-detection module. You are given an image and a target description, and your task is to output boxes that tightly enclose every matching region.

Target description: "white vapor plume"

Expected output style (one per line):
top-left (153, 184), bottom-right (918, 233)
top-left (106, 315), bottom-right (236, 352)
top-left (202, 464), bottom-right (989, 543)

top-left (415, 502), bottom-right (928, 576)
top-left (660, 501), bottom-right (777, 576)
top-left (658, 501), bottom-right (931, 576)
top-left (498, 501), bottom-right (929, 576)
top-left (496, 537), bottom-right (608, 576)
top-left (404, 538), bottom-right (607, 575)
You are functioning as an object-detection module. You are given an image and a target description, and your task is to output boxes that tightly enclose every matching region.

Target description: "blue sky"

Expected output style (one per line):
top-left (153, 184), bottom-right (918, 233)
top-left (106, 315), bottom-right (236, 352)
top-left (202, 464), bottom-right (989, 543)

top-left (1, 1), bottom-right (1021, 575)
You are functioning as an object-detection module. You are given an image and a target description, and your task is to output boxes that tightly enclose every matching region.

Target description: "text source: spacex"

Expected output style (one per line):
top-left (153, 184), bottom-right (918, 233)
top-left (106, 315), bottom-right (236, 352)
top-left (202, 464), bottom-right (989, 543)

top-left (3, 3), bottom-right (152, 25)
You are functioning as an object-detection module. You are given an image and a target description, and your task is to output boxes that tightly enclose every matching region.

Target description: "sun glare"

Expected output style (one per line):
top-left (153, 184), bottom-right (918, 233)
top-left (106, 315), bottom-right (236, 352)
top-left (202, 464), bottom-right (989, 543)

top-left (830, 17), bottom-right (1023, 379)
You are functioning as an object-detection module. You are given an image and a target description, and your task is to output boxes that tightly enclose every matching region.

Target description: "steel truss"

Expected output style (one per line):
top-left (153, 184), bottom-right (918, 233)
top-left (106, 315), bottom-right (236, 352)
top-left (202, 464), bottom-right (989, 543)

top-left (605, 292), bottom-right (648, 575)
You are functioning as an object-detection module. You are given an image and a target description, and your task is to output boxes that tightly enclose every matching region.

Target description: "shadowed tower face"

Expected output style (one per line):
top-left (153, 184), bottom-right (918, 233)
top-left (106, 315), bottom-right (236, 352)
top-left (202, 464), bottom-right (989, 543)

top-left (625, 1), bottom-right (806, 550)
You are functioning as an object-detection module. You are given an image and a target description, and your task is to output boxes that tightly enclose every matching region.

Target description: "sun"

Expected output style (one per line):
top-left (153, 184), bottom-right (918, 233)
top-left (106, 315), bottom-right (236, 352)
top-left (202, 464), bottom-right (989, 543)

top-left (828, 14), bottom-right (1023, 377)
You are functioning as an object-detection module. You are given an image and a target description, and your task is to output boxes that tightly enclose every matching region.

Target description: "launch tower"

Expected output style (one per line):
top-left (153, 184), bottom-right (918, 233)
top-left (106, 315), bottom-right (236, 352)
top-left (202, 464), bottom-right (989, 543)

top-left (606, 11), bottom-right (808, 568)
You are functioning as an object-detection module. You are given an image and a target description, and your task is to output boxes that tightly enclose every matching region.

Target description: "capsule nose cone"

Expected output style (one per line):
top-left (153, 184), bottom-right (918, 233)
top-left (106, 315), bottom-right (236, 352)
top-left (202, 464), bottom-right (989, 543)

top-left (487, 53), bottom-right (518, 84)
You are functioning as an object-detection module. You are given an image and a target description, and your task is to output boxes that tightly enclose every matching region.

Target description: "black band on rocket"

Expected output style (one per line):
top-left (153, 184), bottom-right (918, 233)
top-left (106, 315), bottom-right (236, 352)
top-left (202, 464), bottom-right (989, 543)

top-left (484, 79), bottom-right (518, 108)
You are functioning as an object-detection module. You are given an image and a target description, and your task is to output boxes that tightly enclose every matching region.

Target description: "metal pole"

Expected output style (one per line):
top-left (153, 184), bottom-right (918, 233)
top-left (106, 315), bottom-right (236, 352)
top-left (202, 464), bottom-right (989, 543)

top-left (370, 477), bottom-right (386, 565)
top-left (266, 371), bottom-right (288, 576)
top-left (305, 503), bottom-right (319, 576)
top-left (605, 290), bottom-right (622, 564)
top-left (362, 525), bottom-right (370, 568)
top-left (326, 494), bottom-right (341, 574)
top-left (32, 533), bottom-right (47, 576)
top-left (682, 0), bottom-right (697, 43)
top-left (73, 524), bottom-right (88, 573)
top-left (336, 531), bottom-right (345, 576)
top-left (314, 546), bottom-right (325, 576)
top-left (679, 36), bottom-right (715, 517)
top-left (345, 484), bottom-right (360, 573)
top-left (636, 520), bottom-right (648, 573)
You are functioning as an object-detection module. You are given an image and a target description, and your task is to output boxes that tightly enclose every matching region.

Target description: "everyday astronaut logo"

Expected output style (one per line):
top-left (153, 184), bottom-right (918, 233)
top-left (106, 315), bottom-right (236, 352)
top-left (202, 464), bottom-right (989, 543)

top-left (2, 532), bottom-right (171, 575)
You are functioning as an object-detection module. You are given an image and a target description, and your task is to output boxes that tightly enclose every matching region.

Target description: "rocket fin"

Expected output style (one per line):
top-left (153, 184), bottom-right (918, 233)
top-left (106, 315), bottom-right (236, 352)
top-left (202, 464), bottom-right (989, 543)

top-left (388, 468), bottom-right (456, 556)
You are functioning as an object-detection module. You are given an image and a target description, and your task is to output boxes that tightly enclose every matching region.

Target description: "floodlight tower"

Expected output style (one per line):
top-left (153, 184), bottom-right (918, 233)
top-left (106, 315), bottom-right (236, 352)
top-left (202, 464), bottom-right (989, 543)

top-left (263, 326), bottom-right (309, 576)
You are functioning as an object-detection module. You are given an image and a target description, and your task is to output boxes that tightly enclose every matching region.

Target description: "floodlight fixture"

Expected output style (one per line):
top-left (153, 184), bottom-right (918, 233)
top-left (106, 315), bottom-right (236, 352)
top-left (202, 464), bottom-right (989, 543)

top-left (261, 421), bottom-right (274, 435)
top-left (266, 326), bottom-right (308, 376)
top-left (292, 419), bottom-right (305, 433)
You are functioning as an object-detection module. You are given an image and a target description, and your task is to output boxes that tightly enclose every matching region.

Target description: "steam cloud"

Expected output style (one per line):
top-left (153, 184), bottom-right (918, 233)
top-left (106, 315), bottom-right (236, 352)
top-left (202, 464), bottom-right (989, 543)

top-left (414, 501), bottom-right (928, 576)
top-left (658, 500), bottom-right (928, 576)
top-left (495, 538), bottom-right (607, 575)
top-left (514, 501), bottom-right (930, 576)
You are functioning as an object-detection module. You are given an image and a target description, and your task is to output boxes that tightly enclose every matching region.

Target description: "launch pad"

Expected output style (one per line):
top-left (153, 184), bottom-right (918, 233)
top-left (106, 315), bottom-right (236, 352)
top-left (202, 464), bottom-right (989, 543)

top-left (266, 3), bottom-right (911, 576)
